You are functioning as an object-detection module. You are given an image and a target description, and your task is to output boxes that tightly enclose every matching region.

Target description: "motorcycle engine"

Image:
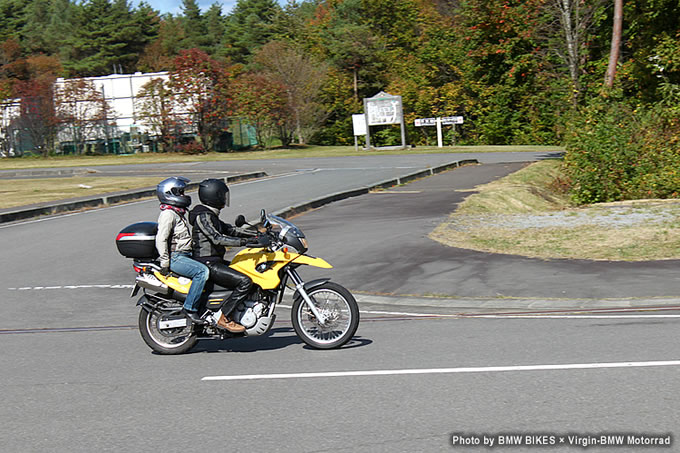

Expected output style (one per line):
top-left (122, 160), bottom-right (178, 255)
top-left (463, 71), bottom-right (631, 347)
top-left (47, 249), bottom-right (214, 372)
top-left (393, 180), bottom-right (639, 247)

top-left (233, 300), bottom-right (265, 328)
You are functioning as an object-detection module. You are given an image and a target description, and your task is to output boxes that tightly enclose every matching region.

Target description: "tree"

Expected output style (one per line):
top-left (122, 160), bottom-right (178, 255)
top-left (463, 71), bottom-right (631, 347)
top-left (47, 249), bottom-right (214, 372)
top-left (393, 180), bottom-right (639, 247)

top-left (44, 0), bottom-right (78, 63)
top-left (135, 77), bottom-right (182, 152)
top-left (0, 37), bottom-right (26, 80)
top-left (22, 0), bottom-right (52, 54)
top-left (269, 0), bottom-right (318, 46)
top-left (203, 3), bottom-right (226, 55)
top-left (54, 78), bottom-right (114, 154)
top-left (549, 0), bottom-right (605, 105)
top-left (317, 0), bottom-right (386, 101)
top-left (253, 41), bottom-right (329, 145)
top-left (178, 0), bottom-right (208, 50)
top-left (0, 0), bottom-right (26, 43)
top-left (15, 78), bottom-right (56, 156)
top-left (167, 48), bottom-right (232, 152)
top-left (231, 72), bottom-right (289, 147)
top-left (66, 0), bottom-right (158, 76)
top-left (138, 17), bottom-right (183, 72)
top-left (12, 55), bottom-right (62, 156)
top-left (222, 0), bottom-right (282, 62)
top-left (604, 0), bottom-right (623, 88)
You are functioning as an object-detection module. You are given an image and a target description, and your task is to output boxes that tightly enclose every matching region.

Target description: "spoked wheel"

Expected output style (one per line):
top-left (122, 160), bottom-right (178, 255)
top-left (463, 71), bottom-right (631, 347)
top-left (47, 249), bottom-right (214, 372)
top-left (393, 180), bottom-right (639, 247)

top-left (138, 301), bottom-right (197, 355)
top-left (291, 282), bottom-right (359, 349)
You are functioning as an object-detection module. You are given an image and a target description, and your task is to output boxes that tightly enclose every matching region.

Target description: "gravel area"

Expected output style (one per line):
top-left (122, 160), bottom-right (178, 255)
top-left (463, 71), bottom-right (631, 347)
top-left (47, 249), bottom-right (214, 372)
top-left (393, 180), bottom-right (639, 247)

top-left (451, 204), bottom-right (680, 230)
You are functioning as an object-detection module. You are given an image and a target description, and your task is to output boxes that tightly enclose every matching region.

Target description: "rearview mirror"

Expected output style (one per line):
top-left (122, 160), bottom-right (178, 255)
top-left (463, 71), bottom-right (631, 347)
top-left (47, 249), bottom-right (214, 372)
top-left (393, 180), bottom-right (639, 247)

top-left (235, 215), bottom-right (246, 227)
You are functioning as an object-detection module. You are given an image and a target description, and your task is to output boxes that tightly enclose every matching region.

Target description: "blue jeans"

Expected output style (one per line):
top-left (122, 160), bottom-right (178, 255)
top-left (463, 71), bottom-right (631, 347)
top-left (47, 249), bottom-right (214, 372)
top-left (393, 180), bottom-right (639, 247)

top-left (170, 252), bottom-right (209, 312)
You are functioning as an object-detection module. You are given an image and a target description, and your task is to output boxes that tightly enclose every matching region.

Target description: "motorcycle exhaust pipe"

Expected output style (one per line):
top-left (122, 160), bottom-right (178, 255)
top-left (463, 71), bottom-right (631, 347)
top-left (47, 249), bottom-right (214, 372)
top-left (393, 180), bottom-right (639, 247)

top-left (135, 273), bottom-right (170, 295)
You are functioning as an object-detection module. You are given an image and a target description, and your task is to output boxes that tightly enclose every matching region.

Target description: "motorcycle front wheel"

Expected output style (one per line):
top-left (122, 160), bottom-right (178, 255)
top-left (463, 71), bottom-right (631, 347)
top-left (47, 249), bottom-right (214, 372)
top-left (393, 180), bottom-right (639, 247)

top-left (138, 303), bottom-right (197, 355)
top-left (292, 282), bottom-right (359, 349)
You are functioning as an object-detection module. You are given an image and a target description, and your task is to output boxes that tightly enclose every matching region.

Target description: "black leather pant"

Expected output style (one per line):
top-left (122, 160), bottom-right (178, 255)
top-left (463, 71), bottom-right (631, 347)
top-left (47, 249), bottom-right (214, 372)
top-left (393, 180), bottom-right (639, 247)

top-left (205, 261), bottom-right (252, 317)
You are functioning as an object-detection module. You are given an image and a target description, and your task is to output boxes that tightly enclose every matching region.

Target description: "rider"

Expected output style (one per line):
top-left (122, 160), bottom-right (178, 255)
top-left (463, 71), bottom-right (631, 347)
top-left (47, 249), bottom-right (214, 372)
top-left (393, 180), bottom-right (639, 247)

top-left (189, 178), bottom-right (269, 333)
top-left (155, 176), bottom-right (210, 325)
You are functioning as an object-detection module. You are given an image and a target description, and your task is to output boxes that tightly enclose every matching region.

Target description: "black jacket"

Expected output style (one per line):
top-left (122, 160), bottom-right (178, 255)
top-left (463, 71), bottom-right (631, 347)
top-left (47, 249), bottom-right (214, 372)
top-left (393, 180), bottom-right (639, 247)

top-left (188, 205), bottom-right (254, 263)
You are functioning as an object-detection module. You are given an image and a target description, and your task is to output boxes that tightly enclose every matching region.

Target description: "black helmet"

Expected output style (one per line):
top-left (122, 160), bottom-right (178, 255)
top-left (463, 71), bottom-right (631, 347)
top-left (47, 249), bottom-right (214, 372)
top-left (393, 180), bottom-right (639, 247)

top-left (156, 176), bottom-right (191, 208)
top-left (198, 178), bottom-right (230, 209)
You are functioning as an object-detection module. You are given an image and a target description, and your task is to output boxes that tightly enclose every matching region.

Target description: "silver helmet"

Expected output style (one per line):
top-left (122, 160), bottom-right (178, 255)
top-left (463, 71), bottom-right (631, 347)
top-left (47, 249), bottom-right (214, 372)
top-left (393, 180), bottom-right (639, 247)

top-left (156, 176), bottom-right (191, 208)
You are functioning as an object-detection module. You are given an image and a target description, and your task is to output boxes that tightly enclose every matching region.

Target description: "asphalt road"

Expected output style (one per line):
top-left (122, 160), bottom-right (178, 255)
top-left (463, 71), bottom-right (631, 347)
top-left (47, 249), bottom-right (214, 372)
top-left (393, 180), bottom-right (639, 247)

top-left (292, 163), bottom-right (680, 302)
top-left (2, 152), bottom-right (679, 452)
top-left (2, 313), bottom-right (678, 452)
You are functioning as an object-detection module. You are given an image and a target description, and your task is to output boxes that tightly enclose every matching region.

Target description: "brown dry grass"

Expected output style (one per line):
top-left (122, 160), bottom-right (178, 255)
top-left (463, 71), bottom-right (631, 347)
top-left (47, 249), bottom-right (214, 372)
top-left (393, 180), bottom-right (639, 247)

top-left (0, 176), bottom-right (162, 209)
top-left (430, 160), bottom-right (680, 261)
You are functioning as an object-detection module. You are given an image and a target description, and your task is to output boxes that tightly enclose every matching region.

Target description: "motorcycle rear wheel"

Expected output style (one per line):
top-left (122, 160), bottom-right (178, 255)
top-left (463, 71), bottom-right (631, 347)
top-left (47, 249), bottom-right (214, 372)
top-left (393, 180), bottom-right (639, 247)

top-left (138, 305), bottom-right (197, 355)
top-left (292, 282), bottom-right (359, 349)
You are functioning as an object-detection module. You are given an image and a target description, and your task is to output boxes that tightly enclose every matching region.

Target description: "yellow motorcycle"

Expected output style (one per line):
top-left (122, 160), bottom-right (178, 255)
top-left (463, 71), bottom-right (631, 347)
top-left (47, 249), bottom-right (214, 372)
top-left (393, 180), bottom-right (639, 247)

top-left (116, 210), bottom-right (360, 354)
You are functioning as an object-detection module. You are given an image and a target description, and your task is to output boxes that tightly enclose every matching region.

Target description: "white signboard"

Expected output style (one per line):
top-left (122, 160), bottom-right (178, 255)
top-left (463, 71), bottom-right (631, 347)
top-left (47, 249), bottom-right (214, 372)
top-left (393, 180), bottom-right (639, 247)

top-left (365, 92), bottom-right (403, 126)
top-left (352, 114), bottom-right (366, 136)
top-left (413, 115), bottom-right (464, 147)
top-left (441, 116), bottom-right (464, 125)
top-left (415, 118), bottom-right (436, 127)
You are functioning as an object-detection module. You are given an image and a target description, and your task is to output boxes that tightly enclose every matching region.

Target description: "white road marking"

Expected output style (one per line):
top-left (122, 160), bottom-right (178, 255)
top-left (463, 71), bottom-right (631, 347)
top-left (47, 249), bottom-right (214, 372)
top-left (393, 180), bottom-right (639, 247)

top-left (4, 289), bottom-right (680, 320)
top-left (468, 314), bottom-right (680, 319)
top-left (360, 309), bottom-right (458, 317)
top-left (8, 284), bottom-right (134, 290)
top-left (202, 360), bottom-right (680, 381)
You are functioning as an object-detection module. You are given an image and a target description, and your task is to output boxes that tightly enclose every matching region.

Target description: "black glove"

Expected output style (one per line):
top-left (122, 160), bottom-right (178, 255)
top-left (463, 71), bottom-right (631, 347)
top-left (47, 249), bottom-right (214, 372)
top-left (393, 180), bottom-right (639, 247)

top-left (247, 235), bottom-right (271, 248)
top-left (160, 266), bottom-right (170, 276)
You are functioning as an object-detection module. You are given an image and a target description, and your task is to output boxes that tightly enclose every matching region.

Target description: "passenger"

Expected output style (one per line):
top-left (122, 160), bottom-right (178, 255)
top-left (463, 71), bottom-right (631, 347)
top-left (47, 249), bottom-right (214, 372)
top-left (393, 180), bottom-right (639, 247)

top-left (155, 176), bottom-right (209, 325)
top-left (189, 178), bottom-right (269, 333)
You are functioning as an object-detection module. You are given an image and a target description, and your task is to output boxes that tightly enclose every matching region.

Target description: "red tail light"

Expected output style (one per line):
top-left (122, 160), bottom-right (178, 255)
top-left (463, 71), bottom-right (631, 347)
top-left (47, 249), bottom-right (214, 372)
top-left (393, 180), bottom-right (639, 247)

top-left (116, 232), bottom-right (135, 241)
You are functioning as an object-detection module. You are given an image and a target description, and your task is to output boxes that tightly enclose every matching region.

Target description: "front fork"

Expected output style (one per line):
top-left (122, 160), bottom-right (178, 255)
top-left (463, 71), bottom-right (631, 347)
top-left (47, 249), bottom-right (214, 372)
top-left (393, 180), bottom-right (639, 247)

top-left (285, 268), bottom-right (328, 325)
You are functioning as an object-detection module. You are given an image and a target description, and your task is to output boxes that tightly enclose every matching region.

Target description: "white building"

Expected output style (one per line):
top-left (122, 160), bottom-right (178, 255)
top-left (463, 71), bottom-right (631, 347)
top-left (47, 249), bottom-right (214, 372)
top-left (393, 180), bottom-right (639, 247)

top-left (1, 71), bottom-right (256, 156)
top-left (55, 71), bottom-right (170, 135)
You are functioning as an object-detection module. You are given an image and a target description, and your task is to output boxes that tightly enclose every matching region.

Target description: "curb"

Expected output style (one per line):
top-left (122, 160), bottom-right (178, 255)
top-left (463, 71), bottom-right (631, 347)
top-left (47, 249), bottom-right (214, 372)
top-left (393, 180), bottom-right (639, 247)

top-left (0, 171), bottom-right (267, 224)
top-left (274, 158), bottom-right (478, 219)
top-left (0, 168), bottom-right (99, 178)
top-left (2, 158), bottom-right (478, 224)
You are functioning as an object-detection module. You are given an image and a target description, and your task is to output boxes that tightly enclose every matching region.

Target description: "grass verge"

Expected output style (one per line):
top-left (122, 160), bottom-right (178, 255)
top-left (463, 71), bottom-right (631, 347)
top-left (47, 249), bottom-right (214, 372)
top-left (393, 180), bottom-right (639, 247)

top-left (430, 160), bottom-right (680, 261)
top-left (0, 176), bottom-right (163, 209)
top-left (0, 145), bottom-right (562, 170)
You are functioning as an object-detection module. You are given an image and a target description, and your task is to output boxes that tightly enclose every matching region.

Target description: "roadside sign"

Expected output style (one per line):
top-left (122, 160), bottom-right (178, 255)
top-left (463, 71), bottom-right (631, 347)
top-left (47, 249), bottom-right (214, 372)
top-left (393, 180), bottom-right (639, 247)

top-left (352, 114), bottom-right (366, 136)
top-left (365, 92), bottom-right (403, 126)
top-left (413, 115), bottom-right (464, 147)
top-left (414, 118), bottom-right (436, 127)
top-left (441, 116), bottom-right (464, 125)
top-left (363, 91), bottom-right (407, 150)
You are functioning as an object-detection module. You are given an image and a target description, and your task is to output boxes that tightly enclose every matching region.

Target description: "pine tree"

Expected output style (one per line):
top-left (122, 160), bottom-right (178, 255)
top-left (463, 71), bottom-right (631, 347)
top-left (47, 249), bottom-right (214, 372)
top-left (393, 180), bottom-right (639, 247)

top-left (65, 0), bottom-right (158, 76)
top-left (179, 0), bottom-right (207, 50)
top-left (45, 0), bottom-right (77, 64)
top-left (0, 0), bottom-right (25, 42)
top-left (22, 0), bottom-right (52, 54)
top-left (223, 0), bottom-right (282, 63)
top-left (203, 3), bottom-right (225, 56)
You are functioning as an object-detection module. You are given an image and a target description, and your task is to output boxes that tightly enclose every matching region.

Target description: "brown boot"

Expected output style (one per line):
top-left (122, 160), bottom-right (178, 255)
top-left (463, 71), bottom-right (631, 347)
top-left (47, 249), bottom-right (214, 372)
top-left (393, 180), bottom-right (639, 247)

top-left (217, 313), bottom-right (246, 333)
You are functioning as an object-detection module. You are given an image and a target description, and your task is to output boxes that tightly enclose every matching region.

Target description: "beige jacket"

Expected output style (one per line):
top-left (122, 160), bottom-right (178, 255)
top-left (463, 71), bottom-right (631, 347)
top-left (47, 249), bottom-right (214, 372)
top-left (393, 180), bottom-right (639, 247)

top-left (155, 209), bottom-right (192, 268)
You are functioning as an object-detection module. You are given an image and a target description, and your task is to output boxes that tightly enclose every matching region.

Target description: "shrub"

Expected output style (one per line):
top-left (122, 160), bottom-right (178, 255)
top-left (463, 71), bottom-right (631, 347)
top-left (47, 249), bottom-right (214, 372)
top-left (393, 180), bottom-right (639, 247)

top-left (563, 92), bottom-right (680, 204)
top-left (176, 141), bottom-right (205, 154)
